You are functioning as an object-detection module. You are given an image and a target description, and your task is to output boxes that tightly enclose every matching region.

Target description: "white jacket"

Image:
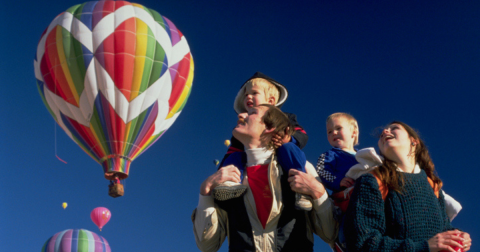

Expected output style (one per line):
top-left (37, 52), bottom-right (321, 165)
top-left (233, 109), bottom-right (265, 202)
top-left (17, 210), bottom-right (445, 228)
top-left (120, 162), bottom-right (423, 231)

top-left (192, 154), bottom-right (338, 252)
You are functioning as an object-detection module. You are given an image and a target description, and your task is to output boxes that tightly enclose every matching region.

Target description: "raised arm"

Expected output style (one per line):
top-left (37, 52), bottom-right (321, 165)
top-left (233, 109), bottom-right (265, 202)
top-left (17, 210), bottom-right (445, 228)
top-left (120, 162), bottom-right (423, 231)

top-left (192, 165), bottom-right (241, 252)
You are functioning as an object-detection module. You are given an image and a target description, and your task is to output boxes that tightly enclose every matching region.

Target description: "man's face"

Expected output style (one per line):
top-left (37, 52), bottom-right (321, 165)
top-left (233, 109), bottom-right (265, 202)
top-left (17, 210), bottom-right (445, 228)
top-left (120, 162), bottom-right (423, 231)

top-left (232, 106), bottom-right (268, 144)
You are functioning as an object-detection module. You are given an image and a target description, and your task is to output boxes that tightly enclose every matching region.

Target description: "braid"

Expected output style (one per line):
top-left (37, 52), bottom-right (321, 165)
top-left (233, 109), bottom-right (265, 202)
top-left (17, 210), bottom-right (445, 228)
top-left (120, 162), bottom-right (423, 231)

top-left (416, 142), bottom-right (443, 190)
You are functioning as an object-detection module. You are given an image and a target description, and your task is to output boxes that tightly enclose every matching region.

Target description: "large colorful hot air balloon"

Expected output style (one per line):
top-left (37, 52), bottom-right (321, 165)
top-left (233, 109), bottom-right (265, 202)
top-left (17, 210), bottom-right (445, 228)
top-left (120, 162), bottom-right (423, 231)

top-left (34, 1), bottom-right (194, 197)
top-left (41, 229), bottom-right (111, 252)
top-left (91, 207), bottom-right (111, 231)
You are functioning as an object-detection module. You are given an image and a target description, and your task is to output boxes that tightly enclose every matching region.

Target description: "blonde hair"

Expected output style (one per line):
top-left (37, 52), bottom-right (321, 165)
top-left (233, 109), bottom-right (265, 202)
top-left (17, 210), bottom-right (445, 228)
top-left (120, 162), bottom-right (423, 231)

top-left (326, 112), bottom-right (359, 146)
top-left (244, 78), bottom-right (280, 104)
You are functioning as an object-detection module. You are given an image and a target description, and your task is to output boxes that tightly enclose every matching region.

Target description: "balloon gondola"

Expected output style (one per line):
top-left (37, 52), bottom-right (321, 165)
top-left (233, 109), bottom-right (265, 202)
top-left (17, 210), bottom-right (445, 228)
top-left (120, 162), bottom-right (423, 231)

top-left (34, 1), bottom-right (194, 197)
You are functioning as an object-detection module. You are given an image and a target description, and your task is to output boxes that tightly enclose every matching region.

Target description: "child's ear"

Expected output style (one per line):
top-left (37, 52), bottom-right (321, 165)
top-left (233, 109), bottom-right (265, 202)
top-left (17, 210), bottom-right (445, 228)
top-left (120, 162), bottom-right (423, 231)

top-left (268, 96), bottom-right (276, 105)
top-left (352, 129), bottom-right (358, 138)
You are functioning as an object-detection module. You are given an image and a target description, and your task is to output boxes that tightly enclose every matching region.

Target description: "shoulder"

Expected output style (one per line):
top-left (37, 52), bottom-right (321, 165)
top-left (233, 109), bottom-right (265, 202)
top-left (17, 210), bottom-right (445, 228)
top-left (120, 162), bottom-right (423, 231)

top-left (357, 173), bottom-right (378, 184)
top-left (355, 173), bottom-right (382, 191)
top-left (349, 173), bottom-right (384, 207)
top-left (317, 149), bottom-right (338, 163)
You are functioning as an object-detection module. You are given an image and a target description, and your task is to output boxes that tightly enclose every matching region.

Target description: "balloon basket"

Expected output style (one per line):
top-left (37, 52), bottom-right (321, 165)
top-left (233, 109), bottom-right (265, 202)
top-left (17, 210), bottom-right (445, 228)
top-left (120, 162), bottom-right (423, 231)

top-left (108, 183), bottom-right (124, 198)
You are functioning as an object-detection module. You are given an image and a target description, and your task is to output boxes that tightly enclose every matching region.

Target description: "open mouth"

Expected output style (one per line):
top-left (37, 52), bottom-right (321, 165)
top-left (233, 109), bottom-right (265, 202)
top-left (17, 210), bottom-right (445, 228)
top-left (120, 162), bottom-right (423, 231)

top-left (246, 101), bottom-right (253, 107)
top-left (237, 118), bottom-right (246, 126)
top-left (383, 135), bottom-right (395, 142)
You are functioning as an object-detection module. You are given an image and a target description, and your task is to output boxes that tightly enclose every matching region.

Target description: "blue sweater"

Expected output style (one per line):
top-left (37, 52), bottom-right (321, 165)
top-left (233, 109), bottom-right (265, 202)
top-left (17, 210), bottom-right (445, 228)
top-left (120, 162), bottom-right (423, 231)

top-left (344, 170), bottom-right (454, 252)
top-left (316, 148), bottom-right (357, 192)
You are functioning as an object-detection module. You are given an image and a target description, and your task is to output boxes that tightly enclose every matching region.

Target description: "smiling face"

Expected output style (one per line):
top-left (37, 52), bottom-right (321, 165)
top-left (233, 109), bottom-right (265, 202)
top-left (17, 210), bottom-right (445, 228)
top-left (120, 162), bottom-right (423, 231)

top-left (242, 79), bottom-right (277, 111)
top-left (327, 116), bottom-right (356, 151)
top-left (243, 85), bottom-right (268, 110)
top-left (378, 123), bottom-right (415, 159)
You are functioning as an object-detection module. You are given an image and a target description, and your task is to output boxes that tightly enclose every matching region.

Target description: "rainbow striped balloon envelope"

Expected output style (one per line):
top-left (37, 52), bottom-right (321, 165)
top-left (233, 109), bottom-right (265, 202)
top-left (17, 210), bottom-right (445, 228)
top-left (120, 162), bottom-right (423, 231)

top-left (34, 1), bottom-right (193, 183)
top-left (41, 229), bottom-right (110, 252)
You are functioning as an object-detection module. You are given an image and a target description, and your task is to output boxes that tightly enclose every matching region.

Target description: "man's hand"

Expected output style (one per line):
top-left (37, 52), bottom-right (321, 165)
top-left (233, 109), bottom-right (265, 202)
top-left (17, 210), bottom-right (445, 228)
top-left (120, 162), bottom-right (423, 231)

top-left (200, 165), bottom-right (241, 196)
top-left (288, 169), bottom-right (326, 199)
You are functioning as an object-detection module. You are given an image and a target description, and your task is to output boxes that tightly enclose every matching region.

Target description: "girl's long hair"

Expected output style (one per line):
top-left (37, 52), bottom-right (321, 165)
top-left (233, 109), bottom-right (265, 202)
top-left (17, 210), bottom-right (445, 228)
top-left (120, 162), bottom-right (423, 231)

top-left (373, 121), bottom-right (442, 192)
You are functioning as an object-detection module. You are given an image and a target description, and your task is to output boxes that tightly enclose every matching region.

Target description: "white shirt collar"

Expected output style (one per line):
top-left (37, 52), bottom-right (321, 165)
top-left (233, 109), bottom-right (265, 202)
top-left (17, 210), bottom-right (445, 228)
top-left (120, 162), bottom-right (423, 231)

top-left (245, 147), bottom-right (274, 167)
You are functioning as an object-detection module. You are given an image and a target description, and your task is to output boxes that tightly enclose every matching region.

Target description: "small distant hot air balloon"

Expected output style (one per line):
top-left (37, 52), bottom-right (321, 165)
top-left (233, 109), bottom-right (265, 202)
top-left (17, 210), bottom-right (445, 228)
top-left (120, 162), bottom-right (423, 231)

top-left (91, 207), bottom-right (111, 231)
top-left (34, 0), bottom-right (194, 197)
top-left (62, 202), bottom-right (68, 209)
top-left (41, 229), bottom-right (110, 252)
top-left (224, 139), bottom-right (231, 147)
top-left (213, 159), bottom-right (219, 166)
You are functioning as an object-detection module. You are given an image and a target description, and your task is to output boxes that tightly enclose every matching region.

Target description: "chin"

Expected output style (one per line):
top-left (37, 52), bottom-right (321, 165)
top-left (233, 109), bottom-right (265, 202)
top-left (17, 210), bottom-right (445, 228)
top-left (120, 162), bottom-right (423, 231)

top-left (232, 130), bottom-right (241, 139)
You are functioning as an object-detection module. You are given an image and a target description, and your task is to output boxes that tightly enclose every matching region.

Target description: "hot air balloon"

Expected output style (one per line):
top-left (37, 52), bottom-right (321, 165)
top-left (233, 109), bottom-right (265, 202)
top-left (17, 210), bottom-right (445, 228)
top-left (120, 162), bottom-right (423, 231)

top-left (213, 159), bottom-right (219, 166)
top-left (34, 1), bottom-right (194, 197)
top-left (224, 139), bottom-right (231, 147)
top-left (91, 207), bottom-right (111, 231)
top-left (41, 229), bottom-right (110, 252)
top-left (62, 202), bottom-right (68, 209)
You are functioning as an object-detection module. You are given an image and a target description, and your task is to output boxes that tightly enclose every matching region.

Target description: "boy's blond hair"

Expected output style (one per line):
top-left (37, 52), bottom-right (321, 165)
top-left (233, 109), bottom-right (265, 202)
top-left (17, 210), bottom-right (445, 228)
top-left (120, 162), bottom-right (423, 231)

top-left (236, 78), bottom-right (280, 111)
top-left (326, 112), bottom-right (359, 146)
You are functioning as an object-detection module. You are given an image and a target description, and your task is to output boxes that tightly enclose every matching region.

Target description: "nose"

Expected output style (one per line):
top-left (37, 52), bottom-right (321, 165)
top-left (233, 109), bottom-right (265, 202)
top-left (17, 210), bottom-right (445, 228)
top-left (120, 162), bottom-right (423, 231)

top-left (380, 128), bottom-right (390, 138)
top-left (238, 112), bottom-right (247, 119)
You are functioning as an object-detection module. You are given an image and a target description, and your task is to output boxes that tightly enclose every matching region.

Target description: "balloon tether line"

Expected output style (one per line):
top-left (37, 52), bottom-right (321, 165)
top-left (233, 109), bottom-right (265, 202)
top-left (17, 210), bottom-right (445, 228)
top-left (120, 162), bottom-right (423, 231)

top-left (55, 121), bottom-right (67, 164)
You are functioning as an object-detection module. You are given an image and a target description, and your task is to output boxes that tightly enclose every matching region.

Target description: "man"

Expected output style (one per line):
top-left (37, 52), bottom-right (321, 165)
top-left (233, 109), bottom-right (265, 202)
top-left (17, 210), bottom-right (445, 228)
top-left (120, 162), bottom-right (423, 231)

top-left (192, 104), bottom-right (338, 252)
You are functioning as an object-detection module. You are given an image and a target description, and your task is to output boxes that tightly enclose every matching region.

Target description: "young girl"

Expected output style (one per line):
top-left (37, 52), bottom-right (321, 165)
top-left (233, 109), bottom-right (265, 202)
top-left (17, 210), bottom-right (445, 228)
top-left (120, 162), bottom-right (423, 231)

top-left (344, 121), bottom-right (471, 252)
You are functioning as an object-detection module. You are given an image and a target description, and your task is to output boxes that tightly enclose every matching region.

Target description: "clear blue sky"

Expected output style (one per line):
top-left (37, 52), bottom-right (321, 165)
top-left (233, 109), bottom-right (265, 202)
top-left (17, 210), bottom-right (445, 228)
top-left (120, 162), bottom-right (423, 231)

top-left (1, 0), bottom-right (478, 251)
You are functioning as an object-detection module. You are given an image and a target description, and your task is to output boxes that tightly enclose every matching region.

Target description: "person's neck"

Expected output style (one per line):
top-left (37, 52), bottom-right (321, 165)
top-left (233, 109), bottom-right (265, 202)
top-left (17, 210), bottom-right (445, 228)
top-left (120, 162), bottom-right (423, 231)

top-left (244, 139), bottom-right (265, 150)
top-left (340, 146), bottom-right (356, 153)
top-left (391, 155), bottom-right (416, 173)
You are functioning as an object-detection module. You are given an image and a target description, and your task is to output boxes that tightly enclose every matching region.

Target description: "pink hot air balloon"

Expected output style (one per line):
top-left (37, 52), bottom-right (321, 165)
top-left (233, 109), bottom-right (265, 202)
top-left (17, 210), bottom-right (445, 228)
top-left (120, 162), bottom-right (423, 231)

top-left (91, 207), bottom-right (111, 231)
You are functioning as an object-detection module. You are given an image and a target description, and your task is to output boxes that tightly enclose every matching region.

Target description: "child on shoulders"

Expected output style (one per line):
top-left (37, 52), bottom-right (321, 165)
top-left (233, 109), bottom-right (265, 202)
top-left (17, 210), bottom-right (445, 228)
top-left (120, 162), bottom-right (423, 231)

top-left (213, 72), bottom-right (311, 210)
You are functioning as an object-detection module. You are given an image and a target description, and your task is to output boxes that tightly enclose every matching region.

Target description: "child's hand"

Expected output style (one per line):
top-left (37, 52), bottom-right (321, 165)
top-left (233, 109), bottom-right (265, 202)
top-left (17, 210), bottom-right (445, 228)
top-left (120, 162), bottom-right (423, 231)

top-left (272, 129), bottom-right (291, 148)
top-left (340, 177), bottom-right (355, 188)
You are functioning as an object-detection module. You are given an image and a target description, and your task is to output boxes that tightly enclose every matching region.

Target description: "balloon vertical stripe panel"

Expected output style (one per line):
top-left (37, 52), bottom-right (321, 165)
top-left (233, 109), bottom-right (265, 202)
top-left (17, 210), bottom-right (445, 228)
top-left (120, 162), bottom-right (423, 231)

top-left (124, 103), bottom-right (153, 155)
top-left (61, 113), bottom-right (99, 159)
top-left (34, 0), bottom-right (193, 183)
top-left (42, 229), bottom-right (111, 252)
top-left (167, 53), bottom-right (193, 118)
